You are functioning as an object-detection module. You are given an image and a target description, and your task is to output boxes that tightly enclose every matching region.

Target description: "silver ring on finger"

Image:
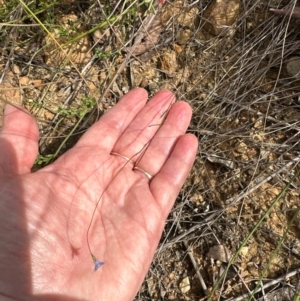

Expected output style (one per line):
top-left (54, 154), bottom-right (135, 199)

top-left (133, 166), bottom-right (153, 180)
top-left (111, 152), bottom-right (134, 164)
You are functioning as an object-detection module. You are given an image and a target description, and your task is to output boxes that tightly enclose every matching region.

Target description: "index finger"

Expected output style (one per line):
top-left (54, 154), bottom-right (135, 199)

top-left (76, 88), bottom-right (148, 151)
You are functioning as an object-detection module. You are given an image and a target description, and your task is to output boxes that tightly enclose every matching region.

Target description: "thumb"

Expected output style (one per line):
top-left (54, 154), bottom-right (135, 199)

top-left (0, 104), bottom-right (39, 177)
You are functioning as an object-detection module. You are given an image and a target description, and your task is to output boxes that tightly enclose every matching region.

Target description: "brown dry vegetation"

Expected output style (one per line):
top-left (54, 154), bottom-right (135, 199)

top-left (1, 0), bottom-right (300, 300)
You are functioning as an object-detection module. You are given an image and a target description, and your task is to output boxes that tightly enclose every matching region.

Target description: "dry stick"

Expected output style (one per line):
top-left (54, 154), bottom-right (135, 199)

top-left (229, 266), bottom-right (253, 301)
top-left (87, 101), bottom-right (173, 271)
top-left (160, 155), bottom-right (300, 250)
top-left (80, 4), bottom-right (161, 130)
top-left (159, 154), bottom-right (300, 259)
top-left (208, 167), bottom-right (300, 300)
top-left (247, 202), bottom-right (300, 301)
top-left (224, 155), bottom-right (300, 204)
top-left (222, 96), bottom-right (300, 132)
top-left (39, 56), bottom-right (97, 151)
top-left (79, 51), bottom-right (131, 131)
top-left (228, 267), bottom-right (300, 301)
top-left (0, 23), bottom-right (39, 26)
top-left (173, 212), bottom-right (208, 295)
top-left (17, 0), bottom-right (93, 91)
top-left (262, 2), bottom-right (295, 150)
top-left (0, 5), bottom-right (23, 83)
top-left (14, 1), bottom-right (102, 148)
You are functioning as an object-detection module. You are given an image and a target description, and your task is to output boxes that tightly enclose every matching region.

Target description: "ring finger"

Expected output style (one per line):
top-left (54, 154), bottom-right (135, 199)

top-left (111, 90), bottom-right (175, 164)
top-left (132, 101), bottom-right (192, 180)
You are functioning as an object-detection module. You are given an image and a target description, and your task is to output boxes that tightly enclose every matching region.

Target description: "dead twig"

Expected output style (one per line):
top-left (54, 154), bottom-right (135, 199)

top-left (173, 212), bottom-right (208, 295)
top-left (228, 267), bottom-right (300, 301)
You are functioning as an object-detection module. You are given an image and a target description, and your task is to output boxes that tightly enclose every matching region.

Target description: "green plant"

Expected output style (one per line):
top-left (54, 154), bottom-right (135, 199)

top-left (35, 154), bottom-right (55, 166)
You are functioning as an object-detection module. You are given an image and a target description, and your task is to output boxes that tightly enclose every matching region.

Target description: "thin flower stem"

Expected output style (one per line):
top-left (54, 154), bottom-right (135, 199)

top-left (86, 140), bottom-right (150, 267)
top-left (86, 101), bottom-right (173, 271)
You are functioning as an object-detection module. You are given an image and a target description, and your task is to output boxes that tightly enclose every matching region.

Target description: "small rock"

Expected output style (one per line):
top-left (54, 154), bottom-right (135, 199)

top-left (285, 56), bottom-right (300, 78)
top-left (247, 264), bottom-right (259, 277)
top-left (43, 14), bottom-right (92, 66)
top-left (190, 194), bottom-right (204, 206)
top-left (251, 255), bottom-right (261, 265)
top-left (173, 43), bottom-right (183, 54)
top-left (176, 28), bottom-right (191, 45)
top-left (240, 246), bottom-right (249, 257)
top-left (93, 28), bottom-right (110, 44)
top-left (203, 0), bottom-right (241, 36)
top-left (19, 76), bottom-right (30, 86)
top-left (12, 64), bottom-right (21, 74)
top-left (235, 140), bottom-right (247, 154)
top-left (177, 6), bottom-right (199, 27)
top-left (162, 275), bottom-right (170, 284)
top-left (167, 292), bottom-right (176, 300)
top-left (87, 82), bottom-right (97, 91)
top-left (0, 82), bottom-right (21, 127)
top-left (160, 50), bottom-right (178, 76)
top-left (32, 80), bottom-right (43, 88)
top-left (162, 2), bottom-right (199, 27)
top-left (179, 276), bottom-right (190, 293)
top-left (169, 272), bottom-right (176, 280)
top-left (254, 119), bottom-right (263, 129)
top-left (207, 244), bottom-right (232, 262)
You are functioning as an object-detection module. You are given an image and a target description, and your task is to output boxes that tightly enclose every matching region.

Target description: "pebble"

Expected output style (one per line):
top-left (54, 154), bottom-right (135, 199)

top-left (203, 0), bottom-right (241, 36)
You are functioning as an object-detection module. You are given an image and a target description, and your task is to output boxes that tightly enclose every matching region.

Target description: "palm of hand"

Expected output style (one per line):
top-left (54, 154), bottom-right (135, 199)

top-left (0, 89), bottom-right (197, 301)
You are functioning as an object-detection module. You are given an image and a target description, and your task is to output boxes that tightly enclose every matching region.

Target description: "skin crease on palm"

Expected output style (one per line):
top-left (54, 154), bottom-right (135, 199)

top-left (0, 88), bottom-right (198, 301)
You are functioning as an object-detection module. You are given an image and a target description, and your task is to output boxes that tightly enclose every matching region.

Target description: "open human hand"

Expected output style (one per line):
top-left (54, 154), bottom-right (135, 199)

top-left (0, 88), bottom-right (198, 301)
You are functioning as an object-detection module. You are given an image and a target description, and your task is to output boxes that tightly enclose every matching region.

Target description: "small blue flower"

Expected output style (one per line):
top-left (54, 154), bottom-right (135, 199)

top-left (91, 254), bottom-right (105, 272)
top-left (94, 259), bottom-right (105, 271)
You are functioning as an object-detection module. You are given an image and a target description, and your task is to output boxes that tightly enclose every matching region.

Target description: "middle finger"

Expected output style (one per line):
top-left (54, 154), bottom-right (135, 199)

top-left (111, 90), bottom-right (175, 162)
